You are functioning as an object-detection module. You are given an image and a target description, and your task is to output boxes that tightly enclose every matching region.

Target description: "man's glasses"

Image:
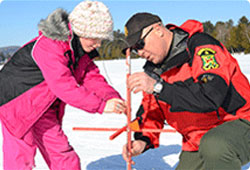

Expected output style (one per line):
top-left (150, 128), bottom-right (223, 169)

top-left (132, 27), bottom-right (154, 52)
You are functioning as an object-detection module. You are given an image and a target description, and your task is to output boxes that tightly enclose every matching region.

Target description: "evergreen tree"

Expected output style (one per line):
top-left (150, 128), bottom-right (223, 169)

top-left (238, 16), bottom-right (250, 53)
top-left (203, 21), bottom-right (215, 35)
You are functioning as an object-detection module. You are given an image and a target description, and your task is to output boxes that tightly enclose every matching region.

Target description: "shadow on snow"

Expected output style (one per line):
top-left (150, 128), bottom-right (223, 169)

top-left (87, 144), bottom-right (181, 170)
top-left (87, 144), bottom-right (250, 170)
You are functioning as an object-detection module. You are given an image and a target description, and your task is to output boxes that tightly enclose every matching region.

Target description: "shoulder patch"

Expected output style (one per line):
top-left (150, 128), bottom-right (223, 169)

top-left (197, 48), bottom-right (220, 71)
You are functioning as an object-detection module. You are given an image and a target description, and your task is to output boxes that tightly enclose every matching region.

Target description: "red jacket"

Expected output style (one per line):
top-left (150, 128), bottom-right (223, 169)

top-left (135, 20), bottom-right (250, 151)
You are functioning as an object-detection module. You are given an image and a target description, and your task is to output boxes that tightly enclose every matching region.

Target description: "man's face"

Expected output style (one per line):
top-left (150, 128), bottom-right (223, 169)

top-left (133, 25), bottom-right (169, 64)
top-left (79, 37), bottom-right (102, 53)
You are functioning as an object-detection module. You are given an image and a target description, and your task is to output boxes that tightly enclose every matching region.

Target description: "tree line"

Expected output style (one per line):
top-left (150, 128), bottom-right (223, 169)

top-left (98, 16), bottom-right (250, 60)
top-left (1, 16), bottom-right (249, 64)
top-left (203, 16), bottom-right (250, 54)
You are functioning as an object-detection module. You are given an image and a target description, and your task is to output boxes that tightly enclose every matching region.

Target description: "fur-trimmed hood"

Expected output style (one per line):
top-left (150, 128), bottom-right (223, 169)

top-left (38, 9), bottom-right (70, 41)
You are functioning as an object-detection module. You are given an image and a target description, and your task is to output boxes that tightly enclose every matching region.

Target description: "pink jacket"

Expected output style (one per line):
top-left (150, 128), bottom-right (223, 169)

top-left (0, 9), bottom-right (121, 138)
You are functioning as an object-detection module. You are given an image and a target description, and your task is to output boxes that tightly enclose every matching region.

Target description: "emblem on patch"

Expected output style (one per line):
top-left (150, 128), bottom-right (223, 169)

top-left (124, 26), bottom-right (128, 37)
top-left (197, 48), bottom-right (220, 71)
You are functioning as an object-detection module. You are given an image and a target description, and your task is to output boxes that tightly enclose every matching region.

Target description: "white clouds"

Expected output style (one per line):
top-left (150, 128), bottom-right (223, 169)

top-left (0, 0), bottom-right (3, 4)
top-left (248, 0), bottom-right (250, 4)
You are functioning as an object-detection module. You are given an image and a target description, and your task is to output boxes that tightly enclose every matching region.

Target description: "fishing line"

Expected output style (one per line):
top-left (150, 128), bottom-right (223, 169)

top-left (101, 38), bottom-right (130, 86)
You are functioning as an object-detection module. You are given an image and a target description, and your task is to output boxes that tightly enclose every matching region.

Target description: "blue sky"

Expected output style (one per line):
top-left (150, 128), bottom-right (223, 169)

top-left (0, 0), bottom-right (250, 47)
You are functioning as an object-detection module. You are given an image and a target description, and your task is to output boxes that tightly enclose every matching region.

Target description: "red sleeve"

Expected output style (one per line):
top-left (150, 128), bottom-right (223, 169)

top-left (136, 92), bottom-right (165, 148)
top-left (158, 38), bottom-right (234, 113)
top-left (191, 44), bottom-right (232, 85)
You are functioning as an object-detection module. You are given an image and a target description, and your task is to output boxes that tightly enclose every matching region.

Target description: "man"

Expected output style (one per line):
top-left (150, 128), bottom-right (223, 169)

top-left (122, 12), bottom-right (250, 170)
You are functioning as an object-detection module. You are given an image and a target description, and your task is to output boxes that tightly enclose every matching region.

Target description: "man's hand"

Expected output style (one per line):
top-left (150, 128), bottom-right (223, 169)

top-left (103, 98), bottom-right (126, 114)
top-left (127, 72), bottom-right (156, 94)
top-left (122, 140), bottom-right (147, 165)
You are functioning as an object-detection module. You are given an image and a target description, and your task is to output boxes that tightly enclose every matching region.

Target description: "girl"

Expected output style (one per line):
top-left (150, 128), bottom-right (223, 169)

top-left (0, 1), bottom-right (125, 169)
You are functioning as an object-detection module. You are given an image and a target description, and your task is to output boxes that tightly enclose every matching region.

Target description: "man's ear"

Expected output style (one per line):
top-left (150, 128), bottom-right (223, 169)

top-left (154, 26), bottom-right (164, 37)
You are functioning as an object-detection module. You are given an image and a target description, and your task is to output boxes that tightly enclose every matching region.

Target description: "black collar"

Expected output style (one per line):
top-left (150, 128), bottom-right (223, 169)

top-left (71, 33), bottom-right (99, 62)
top-left (71, 33), bottom-right (85, 60)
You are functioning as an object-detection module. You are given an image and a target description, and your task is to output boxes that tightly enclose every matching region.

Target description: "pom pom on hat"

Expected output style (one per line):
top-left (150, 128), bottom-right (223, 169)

top-left (69, 0), bottom-right (114, 40)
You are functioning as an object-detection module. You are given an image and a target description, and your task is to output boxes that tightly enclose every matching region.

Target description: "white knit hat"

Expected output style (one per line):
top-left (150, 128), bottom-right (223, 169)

top-left (69, 0), bottom-right (114, 40)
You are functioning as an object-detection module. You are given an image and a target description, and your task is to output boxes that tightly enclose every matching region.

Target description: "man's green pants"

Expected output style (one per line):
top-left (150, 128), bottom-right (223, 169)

top-left (176, 119), bottom-right (250, 170)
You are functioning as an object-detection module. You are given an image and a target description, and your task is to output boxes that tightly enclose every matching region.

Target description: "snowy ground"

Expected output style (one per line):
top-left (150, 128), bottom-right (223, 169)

top-left (0, 54), bottom-right (250, 170)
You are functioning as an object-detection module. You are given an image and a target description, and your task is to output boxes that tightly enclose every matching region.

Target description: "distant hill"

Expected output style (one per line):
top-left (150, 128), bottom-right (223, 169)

top-left (0, 46), bottom-right (20, 64)
top-left (0, 46), bottom-right (20, 56)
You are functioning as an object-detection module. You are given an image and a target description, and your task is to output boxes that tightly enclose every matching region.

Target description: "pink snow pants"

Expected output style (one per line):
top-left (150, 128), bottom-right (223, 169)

top-left (1, 101), bottom-right (81, 170)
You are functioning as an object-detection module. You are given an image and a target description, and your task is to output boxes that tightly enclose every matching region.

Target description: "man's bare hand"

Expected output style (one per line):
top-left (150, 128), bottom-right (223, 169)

top-left (127, 72), bottom-right (156, 94)
top-left (122, 140), bottom-right (147, 165)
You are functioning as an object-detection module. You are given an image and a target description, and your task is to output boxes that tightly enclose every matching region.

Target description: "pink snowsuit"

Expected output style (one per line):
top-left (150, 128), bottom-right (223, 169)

top-left (0, 9), bottom-right (121, 169)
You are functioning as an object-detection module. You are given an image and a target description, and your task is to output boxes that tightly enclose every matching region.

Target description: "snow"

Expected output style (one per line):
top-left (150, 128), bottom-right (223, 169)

top-left (0, 54), bottom-right (250, 170)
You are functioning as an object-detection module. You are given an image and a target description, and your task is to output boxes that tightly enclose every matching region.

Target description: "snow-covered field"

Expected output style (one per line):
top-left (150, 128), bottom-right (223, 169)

top-left (0, 54), bottom-right (250, 170)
